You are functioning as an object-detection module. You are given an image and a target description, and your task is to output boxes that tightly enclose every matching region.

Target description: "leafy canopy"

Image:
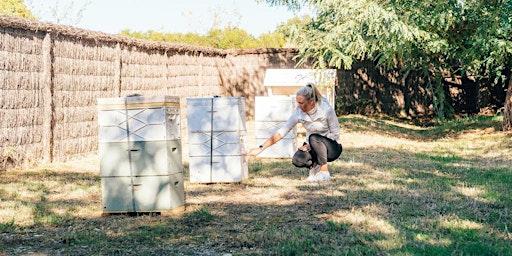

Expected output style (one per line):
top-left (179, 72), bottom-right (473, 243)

top-left (263, 0), bottom-right (512, 118)
top-left (120, 26), bottom-right (287, 50)
top-left (0, 0), bottom-right (34, 19)
top-left (265, 0), bottom-right (511, 76)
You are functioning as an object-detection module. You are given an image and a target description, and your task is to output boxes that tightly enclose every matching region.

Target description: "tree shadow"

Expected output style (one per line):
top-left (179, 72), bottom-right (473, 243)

top-left (1, 116), bottom-right (511, 255)
top-left (340, 114), bottom-right (504, 141)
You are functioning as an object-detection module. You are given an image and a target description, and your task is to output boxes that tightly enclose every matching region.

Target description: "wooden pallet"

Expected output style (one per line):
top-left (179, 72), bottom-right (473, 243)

top-left (101, 205), bottom-right (186, 217)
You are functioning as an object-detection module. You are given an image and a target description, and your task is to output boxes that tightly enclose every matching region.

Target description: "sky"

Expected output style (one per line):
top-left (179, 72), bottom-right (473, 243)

top-left (27, 0), bottom-right (308, 36)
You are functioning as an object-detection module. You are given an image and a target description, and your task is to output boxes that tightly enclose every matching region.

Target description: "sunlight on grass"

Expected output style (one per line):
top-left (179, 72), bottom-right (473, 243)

top-left (439, 216), bottom-right (484, 230)
top-left (0, 202), bottom-right (21, 224)
top-left (365, 181), bottom-right (403, 191)
top-left (451, 184), bottom-right (490, 203)
top-left (0, 168), bottom-right (103, 227)
top-left (414, 233), bottom-right (452, 246)
top-left (1, 115), bottom-right (511, 255)
top-left (330, 206), bottom-right (399, 235)
top-left (186, 179), bottom-right (305, 207)
top-left (344, 159), bottom-right (366, 167)
top-left (326, 207), bottom-right (403, 250)
top-left (0, 197), bottom-right (35, 227)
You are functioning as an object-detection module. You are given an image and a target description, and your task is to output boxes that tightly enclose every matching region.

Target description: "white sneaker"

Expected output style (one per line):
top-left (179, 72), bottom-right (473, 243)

top-left (308, 165), bottom-right (320, 178)
top-left (307, 171), bottom-right (331, 182)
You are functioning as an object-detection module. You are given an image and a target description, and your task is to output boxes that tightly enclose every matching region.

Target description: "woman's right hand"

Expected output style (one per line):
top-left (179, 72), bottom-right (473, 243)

top-left (244, 147), bottom-right (262, 157)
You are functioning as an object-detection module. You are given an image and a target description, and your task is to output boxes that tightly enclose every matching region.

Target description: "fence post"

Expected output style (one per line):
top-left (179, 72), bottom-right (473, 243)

top-left (114, 43), bottom-right (122, 97)
top-left (41, 33), bottom-right (54, 163)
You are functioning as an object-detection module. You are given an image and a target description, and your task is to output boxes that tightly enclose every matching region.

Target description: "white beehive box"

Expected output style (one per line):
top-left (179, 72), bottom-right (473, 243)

top-left (254, 95), bottom-right (296, 121)
top-left (188, 156), bottom-right (248, 183)
top-left (97, 95), bottom-right (180, 142)
top-left (186, 97), bottom-right (248, 183)
top-left (255, 96), bottom-right (297, 158)
top-left (99, 140), bottom-right (183, 177)
top-left (97, 95), bottom-right (185, 213)
top-left (188, 132), bottom-right (245, 157)
top-left (101, 173), bottom-right (184, 212)
top-left (187, 97), bottom-right (246, 132)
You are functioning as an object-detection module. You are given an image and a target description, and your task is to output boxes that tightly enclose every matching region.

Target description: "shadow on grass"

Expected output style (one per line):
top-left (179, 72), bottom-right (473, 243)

top-left (3, 152), bottom-right (509, 255)
top-left (340, 114), bottom-right (504, 140)
top-left (1, 115), bottom-right (510, 255)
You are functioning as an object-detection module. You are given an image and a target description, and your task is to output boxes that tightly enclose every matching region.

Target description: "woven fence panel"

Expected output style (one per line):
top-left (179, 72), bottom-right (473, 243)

top-left (0, 28), bottom-right (46, 170)
top-left (120, 49), bottom-right (168, 95)
top-left (50, 36), bottom-right (120, 162)
top-left (0, 16), bottom-right (303, 170)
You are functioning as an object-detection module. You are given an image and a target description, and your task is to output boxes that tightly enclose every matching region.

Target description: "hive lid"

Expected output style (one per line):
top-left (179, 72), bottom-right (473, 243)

top-left (263, 69), bottom-right (336, 87)
top-left (97, 95), bottom-right (180, 110)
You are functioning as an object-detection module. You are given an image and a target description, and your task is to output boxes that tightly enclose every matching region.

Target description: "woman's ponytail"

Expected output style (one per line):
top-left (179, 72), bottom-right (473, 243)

top-left (305, 82), bottom-right (322, 102)
top-left (297, 82), bottom-right (323, 102)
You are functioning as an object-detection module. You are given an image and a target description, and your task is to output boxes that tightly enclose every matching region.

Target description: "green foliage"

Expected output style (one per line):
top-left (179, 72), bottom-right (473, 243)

top-left (0, 218), bottom-right (15, 232)
top-left (120, 29), bottom-right (210, 47)
top-left (265, 0), bottom-right (512, 119)
top-left (258, 0), bottom-right (306, 11)
top-left (207, 27), bottom-right (260, 49)
top-left (0, 0), bottom-right (34, 18)
top-left (120, 26), bottom-right (288, 50)
top-left (258, 31), bottom-right (287, 48)
top-left (119, 2), bottom-right (314, 49)
top-left (116, 3), bottom-right (320, 51)
top-left (1, 115), bottom-right (511, 255)
top-left (186, 206), bottom-right (214, 223)
top-left (274, 14), bottom-right (312, 47)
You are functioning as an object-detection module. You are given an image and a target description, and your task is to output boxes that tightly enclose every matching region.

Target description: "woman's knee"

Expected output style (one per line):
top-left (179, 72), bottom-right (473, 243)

top-left (327, 143), bottom-right (342, 162)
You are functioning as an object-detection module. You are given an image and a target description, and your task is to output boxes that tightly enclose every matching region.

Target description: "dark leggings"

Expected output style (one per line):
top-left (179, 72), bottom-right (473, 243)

top-left (292, 134), bottom-right (342, 168)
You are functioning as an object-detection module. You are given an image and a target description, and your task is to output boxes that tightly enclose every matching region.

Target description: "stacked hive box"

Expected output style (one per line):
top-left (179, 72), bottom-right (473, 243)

top-left (186, 97), bottom-right (248, 183)
top-left (255, 96), bottom-right (297, 158)
top-left (97, 95), bottom-right (185, 214)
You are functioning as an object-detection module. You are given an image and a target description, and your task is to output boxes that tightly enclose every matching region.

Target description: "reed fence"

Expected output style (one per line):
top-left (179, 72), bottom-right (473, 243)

top-left (1, 15), bottom-right (505, 171)
top-left (0, 16), bottom-right (300, 170)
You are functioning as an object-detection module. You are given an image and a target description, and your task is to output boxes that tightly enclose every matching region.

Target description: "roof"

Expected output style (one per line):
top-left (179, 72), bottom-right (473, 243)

top-left (263, 69), bottom-right (337, 87)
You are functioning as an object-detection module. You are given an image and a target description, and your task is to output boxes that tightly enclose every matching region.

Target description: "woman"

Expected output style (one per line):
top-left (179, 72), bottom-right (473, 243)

top-left (246, 83), bottom-right (342, 182)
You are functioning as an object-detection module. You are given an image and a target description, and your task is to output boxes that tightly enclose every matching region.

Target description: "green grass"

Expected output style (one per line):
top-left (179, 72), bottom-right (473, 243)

top-left (0, 114), bottom-right (511, 255)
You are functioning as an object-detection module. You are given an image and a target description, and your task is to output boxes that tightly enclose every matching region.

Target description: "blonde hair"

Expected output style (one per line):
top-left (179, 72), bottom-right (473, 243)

top-left (296, 82), bottom-right (322, 102)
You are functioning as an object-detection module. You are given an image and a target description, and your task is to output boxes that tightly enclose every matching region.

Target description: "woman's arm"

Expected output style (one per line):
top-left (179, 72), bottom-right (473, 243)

top-left (246, 110), bottom-right (299, 157)
top-left (245, 132), bottom-right (283, 156)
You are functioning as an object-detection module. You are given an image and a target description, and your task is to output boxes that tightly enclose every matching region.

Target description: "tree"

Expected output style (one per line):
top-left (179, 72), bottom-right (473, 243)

top-left (121, 26), bottom-right (287, 50)
top-left (505, 78), bottom-right (512, 131)
top-left (258, 31), bottom-right (287, 48)
top-left (119, 1), bottom-right (290, 50)
top-left (274, 15), bottom-right (312, 47)
top-left (0, 0), bottom-right (34, 19)
top-left (263, 0), bottom-right (512, 129)
top-left (207, 27), bottom-right (260, 49)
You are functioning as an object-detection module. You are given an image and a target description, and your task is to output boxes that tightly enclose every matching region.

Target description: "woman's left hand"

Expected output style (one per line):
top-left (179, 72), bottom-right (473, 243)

top-left (298, 144), bottom-right (310, 151)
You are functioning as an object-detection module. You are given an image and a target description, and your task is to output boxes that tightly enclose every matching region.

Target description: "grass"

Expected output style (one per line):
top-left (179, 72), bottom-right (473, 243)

top-left (1, 114), bottom-right (511, 255)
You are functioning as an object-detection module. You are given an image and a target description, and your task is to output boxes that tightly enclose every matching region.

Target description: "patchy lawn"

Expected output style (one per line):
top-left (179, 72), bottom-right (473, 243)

top-left (1, 115), bottom-right (511, 255)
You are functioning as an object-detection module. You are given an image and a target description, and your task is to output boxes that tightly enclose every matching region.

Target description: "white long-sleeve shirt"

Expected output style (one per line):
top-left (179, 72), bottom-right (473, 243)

top-left (277, 98), bottom-right (341, 144)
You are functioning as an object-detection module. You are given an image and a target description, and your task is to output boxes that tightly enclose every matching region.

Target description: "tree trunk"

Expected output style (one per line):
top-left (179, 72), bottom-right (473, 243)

top-left (503, 73), bottom-right (512, 132)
